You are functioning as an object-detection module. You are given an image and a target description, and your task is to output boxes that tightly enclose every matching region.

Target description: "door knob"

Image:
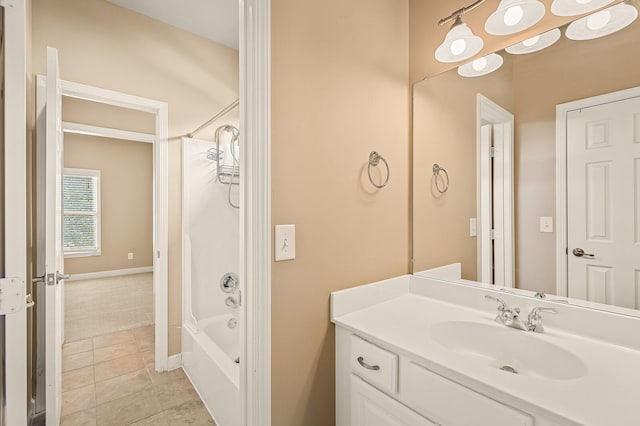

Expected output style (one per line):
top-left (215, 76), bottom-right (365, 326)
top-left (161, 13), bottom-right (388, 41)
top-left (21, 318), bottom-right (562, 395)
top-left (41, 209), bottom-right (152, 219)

top-left (572, 248), bottom-right (595, 258)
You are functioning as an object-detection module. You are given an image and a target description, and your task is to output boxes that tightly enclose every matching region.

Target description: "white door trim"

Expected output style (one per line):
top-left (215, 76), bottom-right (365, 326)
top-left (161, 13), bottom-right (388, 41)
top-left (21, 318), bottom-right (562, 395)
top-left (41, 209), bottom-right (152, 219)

top-left (39, 77), bottom-right (170, 372)
top-left (555, 85), bottom-right (640, 297)
top-left (476, 94), bottom-right (515, 287)
top-left (3, 0), bottom-right (28, 424)
top-left (240, 0), bottom-right (271, 424)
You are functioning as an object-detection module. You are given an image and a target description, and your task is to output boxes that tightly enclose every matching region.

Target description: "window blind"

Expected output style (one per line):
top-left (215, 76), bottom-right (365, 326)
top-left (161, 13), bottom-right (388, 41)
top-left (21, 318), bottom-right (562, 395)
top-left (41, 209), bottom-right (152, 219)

top-left (63, 171), bottom-right (100, 253)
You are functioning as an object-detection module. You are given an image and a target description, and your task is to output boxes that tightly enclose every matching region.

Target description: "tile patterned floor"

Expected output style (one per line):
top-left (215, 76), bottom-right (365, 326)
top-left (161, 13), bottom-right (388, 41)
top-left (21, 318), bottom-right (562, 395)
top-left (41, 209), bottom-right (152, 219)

top-left (61, 326), bottom-right (216, 425)
top-left (64, 274), bottom-right (154, 342)
top-left (62, 273), bottom-right (215, 424)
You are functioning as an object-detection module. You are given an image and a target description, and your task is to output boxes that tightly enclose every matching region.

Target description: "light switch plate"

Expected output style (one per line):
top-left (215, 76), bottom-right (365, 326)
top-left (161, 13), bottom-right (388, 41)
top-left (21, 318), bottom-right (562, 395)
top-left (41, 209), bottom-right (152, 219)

top-left (470, 218), bottom-right (477, 237)
top-left (275, 224), bottom-right (296, 261)
top-left (539, 217), bottom-right (553, 233)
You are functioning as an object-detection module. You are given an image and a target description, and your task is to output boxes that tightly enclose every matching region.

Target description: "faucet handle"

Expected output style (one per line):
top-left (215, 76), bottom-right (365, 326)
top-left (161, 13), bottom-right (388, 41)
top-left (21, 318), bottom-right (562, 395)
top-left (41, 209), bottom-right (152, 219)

top-left (484, 295), bottom-right (509, 311)
top-left (527, 307), bottom-right (557, 333)
top-left (485, 295), bottom-right (511, 325)
top-left (528, 307), bottom-right (557, 320)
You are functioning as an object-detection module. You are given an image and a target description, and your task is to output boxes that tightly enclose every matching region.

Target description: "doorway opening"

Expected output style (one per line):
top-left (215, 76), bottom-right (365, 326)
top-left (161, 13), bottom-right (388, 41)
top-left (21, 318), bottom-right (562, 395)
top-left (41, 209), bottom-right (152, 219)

top-left (476, 94), bottom-right (515, 287)
top-left (35, 71), bottom-right (170, 424)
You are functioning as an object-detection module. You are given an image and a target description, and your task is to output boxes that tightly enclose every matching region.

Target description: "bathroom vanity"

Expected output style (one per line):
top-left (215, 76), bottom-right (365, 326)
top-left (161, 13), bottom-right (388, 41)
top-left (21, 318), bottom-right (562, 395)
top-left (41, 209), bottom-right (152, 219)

top-left (331, 274), bottom-right (640, 426)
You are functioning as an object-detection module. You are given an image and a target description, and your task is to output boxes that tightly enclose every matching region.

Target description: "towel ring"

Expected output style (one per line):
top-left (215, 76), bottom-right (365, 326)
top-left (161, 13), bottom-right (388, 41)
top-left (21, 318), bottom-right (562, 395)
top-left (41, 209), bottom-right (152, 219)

top-left (368, 151), bottom-right (389, 188)
top-left (433, 164), bottom-right (449, 193)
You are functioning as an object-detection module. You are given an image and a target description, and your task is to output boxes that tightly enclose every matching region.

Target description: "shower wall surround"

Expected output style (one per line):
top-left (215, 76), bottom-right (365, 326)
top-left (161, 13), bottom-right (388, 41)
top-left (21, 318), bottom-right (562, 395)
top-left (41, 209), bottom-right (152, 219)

top-left (181, 137), bottom-right (241, 425)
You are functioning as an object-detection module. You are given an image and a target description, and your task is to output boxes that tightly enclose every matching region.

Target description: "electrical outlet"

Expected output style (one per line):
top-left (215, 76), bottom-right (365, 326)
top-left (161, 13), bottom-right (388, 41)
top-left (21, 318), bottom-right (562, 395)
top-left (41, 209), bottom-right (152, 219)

top-left (539, 217), bottom-right (553, 233)
top-left (275, 224), bottom-right (296, 261)
top-left (127, 252), bottom-right (134, 260)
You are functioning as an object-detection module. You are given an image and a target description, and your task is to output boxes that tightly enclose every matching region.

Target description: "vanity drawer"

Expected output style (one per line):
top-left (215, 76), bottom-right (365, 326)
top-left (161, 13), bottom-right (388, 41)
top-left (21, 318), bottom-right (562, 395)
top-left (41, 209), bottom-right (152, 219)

top-left (402, 361), bottom-right (533, 426)
top-left (350, 335), bottom-right (398, 394)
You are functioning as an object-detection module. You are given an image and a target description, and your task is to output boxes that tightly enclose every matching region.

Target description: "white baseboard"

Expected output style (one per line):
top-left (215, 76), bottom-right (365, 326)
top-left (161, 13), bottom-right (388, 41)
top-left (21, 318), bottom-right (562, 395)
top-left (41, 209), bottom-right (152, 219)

top-left (66, 266), bottom-right (153, 281)
top-left (167, 354), bottom-right (183, 371)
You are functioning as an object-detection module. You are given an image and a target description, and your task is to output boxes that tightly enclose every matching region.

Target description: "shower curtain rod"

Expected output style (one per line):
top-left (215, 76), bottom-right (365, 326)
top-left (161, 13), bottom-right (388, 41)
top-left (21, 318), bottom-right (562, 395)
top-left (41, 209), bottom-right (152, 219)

top-left (188, 98), bottom-right (240, 138)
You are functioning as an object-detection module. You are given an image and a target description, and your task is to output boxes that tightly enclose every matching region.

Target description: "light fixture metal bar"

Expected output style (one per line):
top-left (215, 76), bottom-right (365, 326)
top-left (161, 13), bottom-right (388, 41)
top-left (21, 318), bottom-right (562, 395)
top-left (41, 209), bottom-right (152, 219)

top-left (439, 0), bottom-right (486, 26)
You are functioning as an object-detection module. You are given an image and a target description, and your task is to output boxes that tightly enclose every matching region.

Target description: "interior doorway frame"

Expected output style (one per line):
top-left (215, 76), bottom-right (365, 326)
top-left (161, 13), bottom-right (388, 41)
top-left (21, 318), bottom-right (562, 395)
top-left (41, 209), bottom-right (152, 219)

top-left (240, 0), bottom-right (272, 424)
top-left (36, 77), bottom-right (170, 372)
top-left (555, 85), bottom-right (640, 298)
top-left (5, 0), bottom-right (272, 423)
top-left (476, 94), bottom-right (515, 287)
top-left (3, 0), bottom-right (28, 425)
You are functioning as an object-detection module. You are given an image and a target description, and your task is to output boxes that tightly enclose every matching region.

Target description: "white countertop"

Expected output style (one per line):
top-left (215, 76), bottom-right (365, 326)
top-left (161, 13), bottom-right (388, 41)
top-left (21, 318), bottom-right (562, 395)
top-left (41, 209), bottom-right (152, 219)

top-left (331, 275), bottom-right (640, 426)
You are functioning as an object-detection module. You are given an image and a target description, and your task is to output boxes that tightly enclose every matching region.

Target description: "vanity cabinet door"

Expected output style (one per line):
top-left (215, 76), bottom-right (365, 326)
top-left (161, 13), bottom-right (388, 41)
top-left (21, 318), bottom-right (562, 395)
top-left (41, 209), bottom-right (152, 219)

top-left (351, 375), bottom-right (436, 426)
top-left (402, 362), bottom-right (533, 426)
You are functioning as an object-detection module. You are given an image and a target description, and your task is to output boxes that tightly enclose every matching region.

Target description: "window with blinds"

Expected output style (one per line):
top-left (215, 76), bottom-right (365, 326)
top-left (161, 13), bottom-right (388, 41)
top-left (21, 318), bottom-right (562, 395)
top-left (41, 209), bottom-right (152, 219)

top-left (63, 168), bottom-right (101, 257)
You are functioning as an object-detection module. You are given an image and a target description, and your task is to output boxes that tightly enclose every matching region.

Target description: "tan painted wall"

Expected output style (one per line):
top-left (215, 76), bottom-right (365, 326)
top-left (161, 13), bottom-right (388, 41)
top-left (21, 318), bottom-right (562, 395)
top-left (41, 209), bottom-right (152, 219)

top-left (32, 0), bottom-right (238, 355)
top-left (409, 0), bottom-right (625, 82)
top-left (413, 58), bottom-right (514, 279)
top-left (271, 0), bottom-right (410, 424)
top-left (63, 135), bottom-right (153, 274)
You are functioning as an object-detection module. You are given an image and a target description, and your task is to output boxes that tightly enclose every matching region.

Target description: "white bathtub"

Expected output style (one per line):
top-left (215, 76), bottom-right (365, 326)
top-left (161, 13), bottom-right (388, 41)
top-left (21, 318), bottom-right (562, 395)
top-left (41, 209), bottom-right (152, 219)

top-left (182, 314), bottom-right (240, 426)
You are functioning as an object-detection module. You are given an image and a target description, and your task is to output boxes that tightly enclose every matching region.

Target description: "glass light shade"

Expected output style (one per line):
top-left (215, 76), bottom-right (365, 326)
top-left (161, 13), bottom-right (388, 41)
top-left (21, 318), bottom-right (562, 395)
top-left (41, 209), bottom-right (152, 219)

top-left (485, 0), bottom-right (546, 35)
top-left (435, 22), bottom-right (484, 63)
top-left (551, 0), bottom-right (615, 17)
top-left (505, 28), bottom-right (561, 54)
top-left (457, 53), bottom-right (504, 77)
top-left (566, 3), bottom-right (638, 40)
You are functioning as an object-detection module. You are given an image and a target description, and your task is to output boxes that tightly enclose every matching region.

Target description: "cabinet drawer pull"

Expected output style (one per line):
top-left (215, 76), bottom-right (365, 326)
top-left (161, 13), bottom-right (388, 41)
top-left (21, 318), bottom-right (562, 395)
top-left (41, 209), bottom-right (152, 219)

top-left (357, 356), bottom-right (380, 371)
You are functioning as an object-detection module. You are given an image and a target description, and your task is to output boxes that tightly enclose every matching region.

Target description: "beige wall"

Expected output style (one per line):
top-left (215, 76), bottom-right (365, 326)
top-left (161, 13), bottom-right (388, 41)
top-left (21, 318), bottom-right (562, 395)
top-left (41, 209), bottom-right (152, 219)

top-left (32, 0), bottom-right (239, 355)
top-left (409, 0), bottom-right (625, 82)
top-left (413, 59), bottom-right (514, 279)
top-left (271, 0), bottom-right (410, 424)
top-left (63, 135), bottom-right (153, 274)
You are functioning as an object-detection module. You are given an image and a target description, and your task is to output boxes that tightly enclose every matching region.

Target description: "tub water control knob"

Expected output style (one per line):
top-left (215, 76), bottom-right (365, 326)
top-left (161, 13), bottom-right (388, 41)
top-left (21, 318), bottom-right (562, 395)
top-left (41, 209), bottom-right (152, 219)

top-left (220, 273), bottom-right (239, 293)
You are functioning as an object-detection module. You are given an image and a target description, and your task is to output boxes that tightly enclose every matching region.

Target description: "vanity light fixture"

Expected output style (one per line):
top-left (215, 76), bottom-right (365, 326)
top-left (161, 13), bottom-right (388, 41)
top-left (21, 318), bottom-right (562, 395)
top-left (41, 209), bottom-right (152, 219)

top-left (485, 0), bottom-right (546, 35)
top-left (565, 2), bottom-right (638, 40)
top-left (435, 0), bottom-right (486, 63)
top-left (505, 28), bottom-right (561, 54)
top-left (457, 53), bottom-right (504, 77)
top-left (551, 0), bottom-right (615, 17)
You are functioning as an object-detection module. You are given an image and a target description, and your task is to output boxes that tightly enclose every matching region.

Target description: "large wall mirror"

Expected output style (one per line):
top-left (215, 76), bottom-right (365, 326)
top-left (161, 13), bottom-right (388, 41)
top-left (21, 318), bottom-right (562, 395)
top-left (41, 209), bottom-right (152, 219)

top-left (412, 1), bottom-right (640, 315)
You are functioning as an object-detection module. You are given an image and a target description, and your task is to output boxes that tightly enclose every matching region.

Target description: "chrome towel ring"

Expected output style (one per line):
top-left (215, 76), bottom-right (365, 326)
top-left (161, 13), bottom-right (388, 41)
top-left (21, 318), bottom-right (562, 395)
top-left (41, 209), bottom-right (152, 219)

top-left (368, 151), bottom-right (390, 188)
top-left (433, 163), bottom-right (449, 193)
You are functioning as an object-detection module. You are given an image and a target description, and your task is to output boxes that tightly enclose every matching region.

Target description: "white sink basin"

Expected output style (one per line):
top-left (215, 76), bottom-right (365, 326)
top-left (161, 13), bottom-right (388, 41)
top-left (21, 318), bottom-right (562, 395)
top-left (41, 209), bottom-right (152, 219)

top-left (429, 321), bottom-right (587, 380)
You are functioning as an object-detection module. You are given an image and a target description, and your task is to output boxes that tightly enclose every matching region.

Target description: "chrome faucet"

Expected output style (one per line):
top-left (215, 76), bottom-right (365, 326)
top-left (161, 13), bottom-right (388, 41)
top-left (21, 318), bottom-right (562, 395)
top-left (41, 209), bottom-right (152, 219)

top-left (526, 307), bottom-right (557, 333)
top-left (485, 295), bottom-right (558, 333)
top-left (484, 295), bottom-right (527, 331)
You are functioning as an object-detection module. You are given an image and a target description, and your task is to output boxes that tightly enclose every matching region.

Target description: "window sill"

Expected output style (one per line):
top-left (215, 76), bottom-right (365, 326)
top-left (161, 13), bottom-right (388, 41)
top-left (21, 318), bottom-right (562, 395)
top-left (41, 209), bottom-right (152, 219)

top-left (64, 250), bottom-right (102, 259)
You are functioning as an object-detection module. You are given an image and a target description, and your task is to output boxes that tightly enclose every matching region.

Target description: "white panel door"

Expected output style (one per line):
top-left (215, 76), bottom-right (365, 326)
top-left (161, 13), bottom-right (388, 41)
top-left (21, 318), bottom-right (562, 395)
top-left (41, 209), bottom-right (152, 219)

top-left (567, 95), bottom-right (640, 308)
top-left (350, 375), bottom-right (435, 426)
top-left (44, 46), bottom-right (65, 426)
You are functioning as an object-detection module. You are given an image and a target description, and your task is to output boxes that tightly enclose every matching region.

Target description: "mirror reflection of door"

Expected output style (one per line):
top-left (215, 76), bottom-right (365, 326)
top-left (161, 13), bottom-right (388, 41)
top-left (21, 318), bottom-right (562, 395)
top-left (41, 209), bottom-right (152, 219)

top-left (565, 93), bottom-right (640, 309)
top-left (477, 95), bottom-right (514, 287)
